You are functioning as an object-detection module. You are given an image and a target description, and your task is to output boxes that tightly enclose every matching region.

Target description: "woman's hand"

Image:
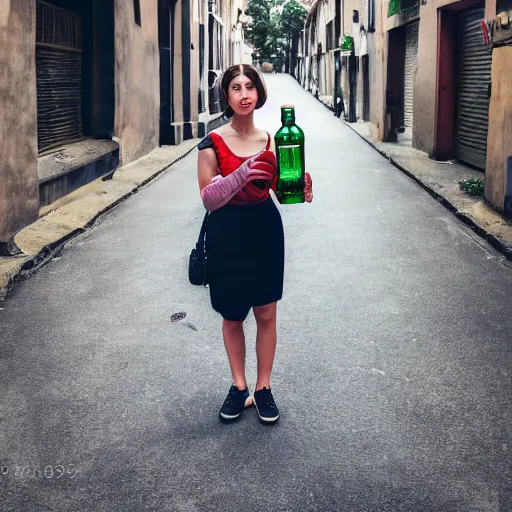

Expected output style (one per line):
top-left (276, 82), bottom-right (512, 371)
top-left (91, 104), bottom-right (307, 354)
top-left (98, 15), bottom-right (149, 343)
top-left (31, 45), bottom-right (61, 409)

top-left (200, 151), bottom-right (274, 211)
top-left (304, 172), bottom-right (313, 203)
top-left (248, 154), bottom-right (275, 185)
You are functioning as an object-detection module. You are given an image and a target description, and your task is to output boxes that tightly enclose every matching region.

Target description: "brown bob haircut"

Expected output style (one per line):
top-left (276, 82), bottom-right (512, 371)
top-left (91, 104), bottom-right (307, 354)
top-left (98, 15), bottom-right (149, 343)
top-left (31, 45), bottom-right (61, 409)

top-left (221, 64), bottom-right (267, 119)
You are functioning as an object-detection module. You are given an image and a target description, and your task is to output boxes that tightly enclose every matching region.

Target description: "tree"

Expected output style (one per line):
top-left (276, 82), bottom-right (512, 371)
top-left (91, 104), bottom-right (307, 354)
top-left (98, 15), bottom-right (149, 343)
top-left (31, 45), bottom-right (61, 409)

top-left (244, 0), bottom-right (307, 65)
top-left (280, 1), bottom-right (307, 73)
top-left (280, 0), bottom-right (307, 43)
top-left (245, 0), bottom-right (280, 62)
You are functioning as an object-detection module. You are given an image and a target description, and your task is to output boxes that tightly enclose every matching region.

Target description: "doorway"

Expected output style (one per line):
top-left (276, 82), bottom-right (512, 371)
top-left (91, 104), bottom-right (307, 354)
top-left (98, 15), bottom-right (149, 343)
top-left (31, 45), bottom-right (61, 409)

top-left (159, 0), bottom-right (176, 144)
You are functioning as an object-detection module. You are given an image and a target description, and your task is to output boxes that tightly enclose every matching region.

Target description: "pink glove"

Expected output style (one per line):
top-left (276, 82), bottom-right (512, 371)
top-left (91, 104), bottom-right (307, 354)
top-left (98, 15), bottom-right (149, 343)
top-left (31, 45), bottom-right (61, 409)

top-left (201, 152), bottom-right (274, 211)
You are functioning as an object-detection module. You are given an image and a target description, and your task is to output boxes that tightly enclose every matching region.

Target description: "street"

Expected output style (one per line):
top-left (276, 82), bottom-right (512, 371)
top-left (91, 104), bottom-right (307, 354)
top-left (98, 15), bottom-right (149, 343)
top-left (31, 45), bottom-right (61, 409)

top-left (1, 74), bottom-right (511, 511)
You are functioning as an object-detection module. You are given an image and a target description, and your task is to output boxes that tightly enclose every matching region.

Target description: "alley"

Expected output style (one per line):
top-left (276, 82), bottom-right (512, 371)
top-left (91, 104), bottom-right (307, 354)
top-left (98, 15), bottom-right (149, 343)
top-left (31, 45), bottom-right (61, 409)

top-left (1, 74), bottom-right (512, 511)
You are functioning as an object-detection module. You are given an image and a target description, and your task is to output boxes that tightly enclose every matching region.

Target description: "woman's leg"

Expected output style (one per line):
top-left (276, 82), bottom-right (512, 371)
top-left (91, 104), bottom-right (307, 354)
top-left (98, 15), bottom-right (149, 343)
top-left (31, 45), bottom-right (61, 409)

top-left (253, 302), bottom-right (277, 391)
top-left (222, 319), bottom-right (248, 390)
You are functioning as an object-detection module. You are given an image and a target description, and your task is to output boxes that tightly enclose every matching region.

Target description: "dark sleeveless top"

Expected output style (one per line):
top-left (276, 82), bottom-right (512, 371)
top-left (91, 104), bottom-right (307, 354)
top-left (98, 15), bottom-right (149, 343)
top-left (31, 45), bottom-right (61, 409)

top-left (198, 131), bottom-right (275, 206)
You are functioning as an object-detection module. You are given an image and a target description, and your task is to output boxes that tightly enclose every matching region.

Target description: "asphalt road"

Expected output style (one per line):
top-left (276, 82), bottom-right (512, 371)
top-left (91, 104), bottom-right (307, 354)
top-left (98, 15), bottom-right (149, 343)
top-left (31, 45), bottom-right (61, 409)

top-left (1, 74), bottom-right (511, 512)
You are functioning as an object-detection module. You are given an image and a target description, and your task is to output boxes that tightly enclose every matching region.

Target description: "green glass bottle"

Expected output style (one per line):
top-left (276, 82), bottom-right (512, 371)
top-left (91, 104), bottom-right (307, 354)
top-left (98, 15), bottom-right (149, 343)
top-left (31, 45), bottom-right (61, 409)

top-left (274, 105), bottom-right (305, 204)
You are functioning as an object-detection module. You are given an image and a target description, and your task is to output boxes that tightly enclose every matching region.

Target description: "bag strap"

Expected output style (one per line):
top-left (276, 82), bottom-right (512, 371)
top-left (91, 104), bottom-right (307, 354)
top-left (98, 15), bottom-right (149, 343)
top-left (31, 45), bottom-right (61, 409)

top-left (196, 210), bottom-right (209, 250)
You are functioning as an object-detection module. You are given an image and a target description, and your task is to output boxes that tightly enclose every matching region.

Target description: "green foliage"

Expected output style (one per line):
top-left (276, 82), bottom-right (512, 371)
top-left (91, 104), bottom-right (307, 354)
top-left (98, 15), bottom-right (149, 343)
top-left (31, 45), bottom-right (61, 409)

top-left (388, 0), bottom-right (401, 17)
top-left (281, 1), bottom-right (308, 38)
top-left (245, 0), bottom-right (276, 61)
top-left (459, 177), bottom-right (485, 197)
top-left (341, 35), bottom-right (354, 51)
top-left (245, 0), bottom-right (307, 61)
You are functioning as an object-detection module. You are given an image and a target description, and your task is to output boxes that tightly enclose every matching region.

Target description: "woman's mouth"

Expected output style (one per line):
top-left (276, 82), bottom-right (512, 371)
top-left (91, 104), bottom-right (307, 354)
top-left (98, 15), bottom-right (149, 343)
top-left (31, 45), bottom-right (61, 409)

top-left (240, 102), bottom-right (251, 108)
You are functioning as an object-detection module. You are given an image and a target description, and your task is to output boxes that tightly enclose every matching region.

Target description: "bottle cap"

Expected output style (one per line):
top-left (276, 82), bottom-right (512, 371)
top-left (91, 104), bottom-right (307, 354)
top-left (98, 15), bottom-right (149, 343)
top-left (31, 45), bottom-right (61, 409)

top-left (280, 104), bottom-right (295, 109)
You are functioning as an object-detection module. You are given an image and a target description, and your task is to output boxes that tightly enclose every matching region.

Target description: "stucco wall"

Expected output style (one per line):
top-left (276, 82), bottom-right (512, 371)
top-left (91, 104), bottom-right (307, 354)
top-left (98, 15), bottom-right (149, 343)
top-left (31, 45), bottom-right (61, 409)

top-left (369, 0), bottom-right (388, 141)
top-left (190, 19), bottom-right (200, 125)
top-left (114, 0), bottom-right (160, 164)
top-left (343, 0), bottom-right (359, 35)
top-left (413, 0), bottom-right (467, 155)
top-left (0, 0), bottom-right (39, 243)
top-left (485, 46), bottom-right (512, 213)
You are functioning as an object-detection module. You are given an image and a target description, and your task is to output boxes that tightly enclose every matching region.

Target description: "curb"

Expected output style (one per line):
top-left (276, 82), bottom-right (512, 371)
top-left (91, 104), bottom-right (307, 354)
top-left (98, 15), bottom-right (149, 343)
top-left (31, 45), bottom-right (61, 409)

top-left (0, 141), bottom-right (199, 302)
top-left (311, 93), bottom-right (512, 263)
top-left (341, 121), bottom-right (512, 262)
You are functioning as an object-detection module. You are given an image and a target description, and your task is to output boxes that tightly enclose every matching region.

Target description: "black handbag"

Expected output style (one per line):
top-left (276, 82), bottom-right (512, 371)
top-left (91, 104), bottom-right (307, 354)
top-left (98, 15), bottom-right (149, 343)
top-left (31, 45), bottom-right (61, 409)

top-left (189, 211), bottom-right (209, 286)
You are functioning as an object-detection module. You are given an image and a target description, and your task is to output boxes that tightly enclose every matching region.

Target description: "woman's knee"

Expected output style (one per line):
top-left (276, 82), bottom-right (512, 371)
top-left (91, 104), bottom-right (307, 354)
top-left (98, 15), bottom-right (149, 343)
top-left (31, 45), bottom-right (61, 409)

top-left (253, 303), bottom-right (277, 325)
top-left (223, 318), bottom-right (244, 333)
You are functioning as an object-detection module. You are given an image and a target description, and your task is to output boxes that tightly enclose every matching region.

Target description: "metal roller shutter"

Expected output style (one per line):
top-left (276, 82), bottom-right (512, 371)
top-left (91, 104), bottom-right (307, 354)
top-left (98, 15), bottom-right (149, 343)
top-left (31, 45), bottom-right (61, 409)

top-left (36, 1), bottom-right (83, 153)
top-left (404, 22), bottom-right (419, 129)
top-left (456, 8), bottom-right (492, 170)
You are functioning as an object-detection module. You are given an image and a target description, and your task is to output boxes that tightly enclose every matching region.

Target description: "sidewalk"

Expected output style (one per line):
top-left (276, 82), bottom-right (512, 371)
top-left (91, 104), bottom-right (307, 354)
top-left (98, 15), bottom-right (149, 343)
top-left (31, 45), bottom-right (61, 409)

top-left (346, 120), bottom-right (512, 259)
top-left (0, 139), bottom-right (200, 301)
top-left (316, 95), bottom-right (512, 261)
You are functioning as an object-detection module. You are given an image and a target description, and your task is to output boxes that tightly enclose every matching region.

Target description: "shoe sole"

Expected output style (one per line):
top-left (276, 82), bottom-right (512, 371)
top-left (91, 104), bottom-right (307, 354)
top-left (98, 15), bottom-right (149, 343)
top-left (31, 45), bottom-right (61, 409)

top-left (253, 399), bottom-right (279, 423)
top-left (219, 396), bottom-right (253, 420)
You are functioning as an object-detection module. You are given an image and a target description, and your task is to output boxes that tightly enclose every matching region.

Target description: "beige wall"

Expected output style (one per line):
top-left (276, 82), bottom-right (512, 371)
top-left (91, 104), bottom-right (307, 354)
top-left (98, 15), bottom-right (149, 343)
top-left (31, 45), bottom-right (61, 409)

top-left (485, 0), bottom-right (496, 20)
top-left (343, 0), bottom-right (359, 35)
top-left (0, 0), bottom-right (39, 244)
top-left (413, 0), bottom-right (472, 155)
top-left (114, 0), bottom-right (160, 164)
top-left (414, 0), bottom-right (497, 156)
top-left (190, 19), bottom-right (200, 125)
top-left (369, 0), bottom-right (388, 141)
top-left (485, 46), bottom-right (512, 213)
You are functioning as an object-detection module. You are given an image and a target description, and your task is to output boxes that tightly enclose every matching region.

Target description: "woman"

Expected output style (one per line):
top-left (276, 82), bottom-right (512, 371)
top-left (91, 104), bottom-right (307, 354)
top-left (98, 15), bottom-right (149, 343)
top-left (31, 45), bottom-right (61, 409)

top-left (197, 64), bottom-right (313, 424)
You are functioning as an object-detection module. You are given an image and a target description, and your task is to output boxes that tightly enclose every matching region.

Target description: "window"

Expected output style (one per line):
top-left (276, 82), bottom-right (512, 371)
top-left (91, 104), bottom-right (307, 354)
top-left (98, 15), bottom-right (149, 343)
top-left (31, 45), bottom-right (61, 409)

top-left (326, 20), bottom-right (334, 51)
top-left (310, 12), bottom-right (317, 46)
top-left (36, 1), bottom-right (83, 152)
top-left (367, 0), bottom-right (375, 32)
top-left (134, 0), bottom-right (141, 26)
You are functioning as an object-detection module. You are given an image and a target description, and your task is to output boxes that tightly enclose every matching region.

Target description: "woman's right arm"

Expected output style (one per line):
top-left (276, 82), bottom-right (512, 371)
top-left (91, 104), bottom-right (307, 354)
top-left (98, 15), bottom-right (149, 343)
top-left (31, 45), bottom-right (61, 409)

top-left (198, 148), bottom-right (274, 212)
top-left (197, 148), bottom-right (219, 193)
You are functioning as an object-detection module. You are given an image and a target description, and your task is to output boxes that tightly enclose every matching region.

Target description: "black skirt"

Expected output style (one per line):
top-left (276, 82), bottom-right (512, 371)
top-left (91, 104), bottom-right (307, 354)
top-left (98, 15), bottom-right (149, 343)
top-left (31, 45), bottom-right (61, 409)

top-left (206, 197), bottom-right (284, 321)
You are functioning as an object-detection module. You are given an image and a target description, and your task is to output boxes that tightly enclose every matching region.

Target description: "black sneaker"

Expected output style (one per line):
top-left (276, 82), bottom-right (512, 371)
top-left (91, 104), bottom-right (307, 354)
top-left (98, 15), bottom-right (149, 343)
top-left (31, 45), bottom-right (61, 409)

top-left (219, 385), bottom-right (253, 421)
top-left (253, 387), bottom-right (280, 423)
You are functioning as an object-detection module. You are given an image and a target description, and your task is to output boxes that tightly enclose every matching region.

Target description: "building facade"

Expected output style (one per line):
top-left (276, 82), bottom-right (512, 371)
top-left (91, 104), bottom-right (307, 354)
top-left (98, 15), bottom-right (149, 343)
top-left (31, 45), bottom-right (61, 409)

top-left (298, 0), bottom-right (512, 217)
top-left (384, 0), bottom-right (512, 216)
top-left (300, 0), bottom-right (375, 122)
top-left (0, 0), bottom-right (251, 252)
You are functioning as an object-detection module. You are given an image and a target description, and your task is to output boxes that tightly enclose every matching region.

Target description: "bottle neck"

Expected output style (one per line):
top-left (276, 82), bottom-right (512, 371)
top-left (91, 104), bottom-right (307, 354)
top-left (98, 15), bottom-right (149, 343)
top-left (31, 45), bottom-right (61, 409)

top-left (281, 109), bottom-right (295, 126)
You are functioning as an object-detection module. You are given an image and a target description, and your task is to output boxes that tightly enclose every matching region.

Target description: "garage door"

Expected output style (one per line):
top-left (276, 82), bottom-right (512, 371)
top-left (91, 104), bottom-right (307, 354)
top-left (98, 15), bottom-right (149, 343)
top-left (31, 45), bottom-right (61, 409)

top-left (36, 1), bottom-right (83, 153)
top-left (456, 8), bottom-right (492, 170)
top-left (404, 22), bottom-right (419, 129)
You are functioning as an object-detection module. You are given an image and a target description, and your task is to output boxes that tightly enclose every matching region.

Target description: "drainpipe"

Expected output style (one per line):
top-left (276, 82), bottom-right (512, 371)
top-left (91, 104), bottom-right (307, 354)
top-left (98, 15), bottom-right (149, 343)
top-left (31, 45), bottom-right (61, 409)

top-left (505, 156), bottom-right (512, 219)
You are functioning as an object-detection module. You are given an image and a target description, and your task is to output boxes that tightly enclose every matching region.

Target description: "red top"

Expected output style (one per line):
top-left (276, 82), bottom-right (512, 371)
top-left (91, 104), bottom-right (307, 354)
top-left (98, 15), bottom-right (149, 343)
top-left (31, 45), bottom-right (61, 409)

top-left (209, 132), bottom-right (276, 206)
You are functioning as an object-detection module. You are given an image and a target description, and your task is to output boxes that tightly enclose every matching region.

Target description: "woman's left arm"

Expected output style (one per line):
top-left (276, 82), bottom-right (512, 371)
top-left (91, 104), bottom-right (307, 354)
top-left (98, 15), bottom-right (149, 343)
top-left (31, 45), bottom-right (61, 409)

top-left (269, 139), bottom-right (313, 203)
top-left (304, 172), bottom-right (313, 203)
top-left (269, 138), bottom-right (280, 200)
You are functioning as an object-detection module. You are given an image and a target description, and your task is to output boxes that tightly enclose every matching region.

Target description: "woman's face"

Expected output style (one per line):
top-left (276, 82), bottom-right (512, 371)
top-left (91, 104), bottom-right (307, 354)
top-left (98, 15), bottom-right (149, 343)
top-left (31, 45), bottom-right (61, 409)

top-left (227, 73), bottom-right (258, 116)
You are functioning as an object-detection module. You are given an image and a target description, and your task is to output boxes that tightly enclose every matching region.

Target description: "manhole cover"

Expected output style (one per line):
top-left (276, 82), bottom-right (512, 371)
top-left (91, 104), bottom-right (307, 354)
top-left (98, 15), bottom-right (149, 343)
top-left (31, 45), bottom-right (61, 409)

top-left (171, 312), bottom-right (187, 323)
